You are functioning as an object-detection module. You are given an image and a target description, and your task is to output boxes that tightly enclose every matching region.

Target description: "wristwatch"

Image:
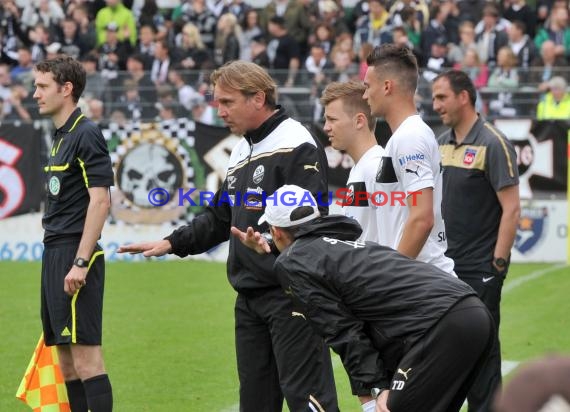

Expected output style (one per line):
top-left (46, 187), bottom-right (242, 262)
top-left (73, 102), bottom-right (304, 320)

top-left (494, 257), bottom-right (507, 268)
top-left (370, 387), bottom-right (385, 400)
top-left (74, 257), bottom-right (89, 268)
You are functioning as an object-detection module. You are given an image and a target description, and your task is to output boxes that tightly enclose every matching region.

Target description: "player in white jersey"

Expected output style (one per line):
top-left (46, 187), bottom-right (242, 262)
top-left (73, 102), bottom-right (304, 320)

top-left (363, 44), bottom-right (455, 274)
top-left (320, 81), bottom-right (385, 243)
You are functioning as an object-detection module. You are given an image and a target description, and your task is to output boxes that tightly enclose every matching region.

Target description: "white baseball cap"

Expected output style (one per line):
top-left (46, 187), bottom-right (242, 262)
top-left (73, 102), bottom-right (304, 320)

top-left (258, 185), bottom-right (321, 227)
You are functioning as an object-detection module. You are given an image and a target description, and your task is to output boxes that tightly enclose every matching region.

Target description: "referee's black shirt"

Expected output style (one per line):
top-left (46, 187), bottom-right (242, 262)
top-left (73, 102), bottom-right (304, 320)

top-left (43, 108), bottom-right (114, 244)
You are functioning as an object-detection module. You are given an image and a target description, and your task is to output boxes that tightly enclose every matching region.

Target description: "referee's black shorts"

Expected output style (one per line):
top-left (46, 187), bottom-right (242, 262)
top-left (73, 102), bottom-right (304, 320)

top-left (41, 242), bottom-right (106, 346)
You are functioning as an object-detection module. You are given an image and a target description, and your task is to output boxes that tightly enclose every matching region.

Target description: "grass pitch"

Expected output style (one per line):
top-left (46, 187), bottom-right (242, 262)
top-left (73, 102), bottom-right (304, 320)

top-left (1, 260), bottom-right (569, 411)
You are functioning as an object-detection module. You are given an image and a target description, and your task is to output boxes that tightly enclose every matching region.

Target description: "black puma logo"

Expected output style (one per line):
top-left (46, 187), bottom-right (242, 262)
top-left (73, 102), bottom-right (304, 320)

top-left (405, 166), bottom-right (420, 177)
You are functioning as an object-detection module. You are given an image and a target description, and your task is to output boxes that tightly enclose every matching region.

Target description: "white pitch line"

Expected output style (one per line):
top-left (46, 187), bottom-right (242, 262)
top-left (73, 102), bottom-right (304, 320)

top-left (503, 263), bottom-right (568, 294)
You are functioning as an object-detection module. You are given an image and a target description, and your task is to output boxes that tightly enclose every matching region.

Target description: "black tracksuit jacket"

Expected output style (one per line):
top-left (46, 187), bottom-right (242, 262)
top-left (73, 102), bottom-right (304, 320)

top-left (165, 107), bottom-right (328, 293)
top-left (274, 215), bottom-right (476, 395)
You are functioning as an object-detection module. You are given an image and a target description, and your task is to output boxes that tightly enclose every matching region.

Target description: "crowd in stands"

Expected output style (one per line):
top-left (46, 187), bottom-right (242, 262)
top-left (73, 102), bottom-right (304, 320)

top-left (0, 0), bottom-right (568, 125)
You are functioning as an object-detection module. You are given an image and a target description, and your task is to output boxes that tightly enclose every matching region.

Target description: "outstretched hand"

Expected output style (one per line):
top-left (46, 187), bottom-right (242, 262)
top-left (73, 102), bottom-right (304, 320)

top-left (117, 240), bottom-right (172, 257)
top-left (231, 226), bottom-right (271, 254)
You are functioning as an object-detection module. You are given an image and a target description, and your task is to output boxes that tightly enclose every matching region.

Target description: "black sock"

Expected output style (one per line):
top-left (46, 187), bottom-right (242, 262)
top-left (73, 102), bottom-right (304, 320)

top-left (65, 379), bottom-right (88, 412)
top-left (83, 374), bottom-right (113, 412)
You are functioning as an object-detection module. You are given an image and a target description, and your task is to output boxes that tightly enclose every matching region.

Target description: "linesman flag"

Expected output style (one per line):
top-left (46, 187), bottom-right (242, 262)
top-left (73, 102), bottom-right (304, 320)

top-left (16, 334), bottom-right (70, 411)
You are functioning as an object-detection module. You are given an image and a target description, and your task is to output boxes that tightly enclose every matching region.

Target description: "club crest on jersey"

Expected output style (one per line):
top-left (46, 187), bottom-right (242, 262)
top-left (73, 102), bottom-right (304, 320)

top-left (463, 148), bottom-right (477, 165)
top-left (49, 176), bottom-right (60, 195)
top-left (253, 165), bottom-right (265, 184)
top-left (227, 175), bottom-right (236, 190)
top-left (514, 206), bottom-right (548, 254)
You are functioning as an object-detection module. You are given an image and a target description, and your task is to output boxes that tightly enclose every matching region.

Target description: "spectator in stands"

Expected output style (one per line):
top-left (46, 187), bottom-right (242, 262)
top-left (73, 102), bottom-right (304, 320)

top-left (353, 0), bottom-right (393, 51)
top-left (58, 18), bottom-right (86, 60)
top-left (349, 0), bottom-right (370, 32)
top-left (10, 46), bottom-right (34, 85)
top-left (448, 21), bottom-right (478, 64)
top-left (214, 13), bottom-right (242, 66)
top-left (503, 0), bottom-right (536, 38)
top-left (530, 40), bottom-right (568, 91)
top-left (4, 81), bottom-right (32, 122)
top-left (21, 0), bottom-right (65, 33)
top-left (167, 67), bottom-right (199, 111)
top-left (204, 0), bottom-right (225, 18)
top-left (305, 42), bottom-right (333, 80)
top-left (358, 42), bottom-right (374, 80)
top-left (392, 26), bottom-right (423, 64)
top-left (536, 76), bottom-right (570, 120)
top-left (420, 4), bottom-right (450, 61)
top-left (475, 3), bottom-right (509, 68)
top-left (330, 32), bottom-right (356, 65)
top-left (114, 78), bottom-right (157, 121)
top-left (172, 0), bottom-right (218, 50)
top-left (222, 0), bottom-right (251, 26)
top-left (133, 24), bottom-right (155, 70)
top-left (456, 0), bottom-right (486, 25)
top-left (266, 15), bottom-right (301, 86)
top-left (453, 47), bottom-right (489, 89)
top-left (507, 20), bottom-right (537, 77)
top-left (86, 98), bottom-right (107, 128)
top-left (138, 0), bottom-right (168, 41)
top-left (95, 0), bottom-right (137, 47)
top-left (259, 0), bottom-right (312, 59)
top-left (155, 100), bottom-right (179, 122)
top-left (150, 39), bottom-right (173, 86)
top-left (422, 36), bottom-right (452, 81)
top-left (240, 9), bottom-right (263, 61)
top-left (534, 4), bottom-right (570, 62)
top-left (536, 0), bottom-right (555, 28)
top-left (389, 0), bottom-right (430, 32)
top-left (98, 22), bottom-right (132, 80)
top-left (176, 22), bottom-right (214, 75)
top-left (487, 46), bottom-right (520, 116)
top-left (70, 4), bottom-right (97, 56)
top-left (0, 63), bottom-right (12, 103)
top-left (117, 54), bottom-right (157, 106)
top-left (328, 48), bottom-right (359, 82)
top-left (308, 23), bottom-right (335, 55)
top-left (44, 42), bottom-right (62, 60)
top-left (318, 0), bottom-right (350, 39)
top-left (28, 24), bottom-right (49, 63)
top-left (81, 53), bottom-right (108, 101)
top-left (250, 34), bottom-right (270, 68)
top-left (187, 92), bottom-right (218, 125)
top-left (0, 1), bottom-right (26, 65)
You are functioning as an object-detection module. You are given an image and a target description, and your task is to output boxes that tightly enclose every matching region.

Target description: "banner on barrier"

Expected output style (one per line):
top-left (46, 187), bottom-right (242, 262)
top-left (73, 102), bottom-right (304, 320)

top-left (512, 200), bottom-right (567, 262)
top-left (0, 124), bottom-right (43, 219)
top-left (0, 119), bottom-right (568, 262)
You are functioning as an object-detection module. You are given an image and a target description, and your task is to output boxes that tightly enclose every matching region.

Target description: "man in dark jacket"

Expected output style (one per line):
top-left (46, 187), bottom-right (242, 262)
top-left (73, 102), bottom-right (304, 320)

top-left (232, 184), bottom-right (494, 412)
top-left (118, 62), bottom-right (337, 412)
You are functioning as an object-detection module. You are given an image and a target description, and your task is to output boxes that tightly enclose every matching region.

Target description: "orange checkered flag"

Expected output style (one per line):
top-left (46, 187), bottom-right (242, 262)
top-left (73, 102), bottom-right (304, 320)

top-left (16, 334), bottom-right (70, 411)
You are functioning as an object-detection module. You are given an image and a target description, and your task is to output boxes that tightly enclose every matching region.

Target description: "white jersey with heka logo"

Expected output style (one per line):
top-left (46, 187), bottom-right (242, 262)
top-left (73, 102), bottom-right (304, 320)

top-left (342, 145), bottom-right (385, 243)
top-left (373, 115), bottom-right (455, 274)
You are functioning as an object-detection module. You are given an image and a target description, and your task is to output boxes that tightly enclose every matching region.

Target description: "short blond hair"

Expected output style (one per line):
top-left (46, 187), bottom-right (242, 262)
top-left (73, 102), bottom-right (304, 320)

top-left (320, 81), bottom-right (376, 131)
top-left (211, 61), bottom-right (277, 107)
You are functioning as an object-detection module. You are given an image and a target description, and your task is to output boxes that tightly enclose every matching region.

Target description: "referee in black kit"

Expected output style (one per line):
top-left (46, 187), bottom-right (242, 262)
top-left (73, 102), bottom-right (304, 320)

top-left (34, 56), bottom-right (114, 412)
top-left (233, 184), bottom-right (495, 412)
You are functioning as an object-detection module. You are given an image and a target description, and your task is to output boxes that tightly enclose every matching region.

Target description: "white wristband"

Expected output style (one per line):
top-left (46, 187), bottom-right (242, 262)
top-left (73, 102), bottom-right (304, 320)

top-left (362, 399), bottom-right (376, 412)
